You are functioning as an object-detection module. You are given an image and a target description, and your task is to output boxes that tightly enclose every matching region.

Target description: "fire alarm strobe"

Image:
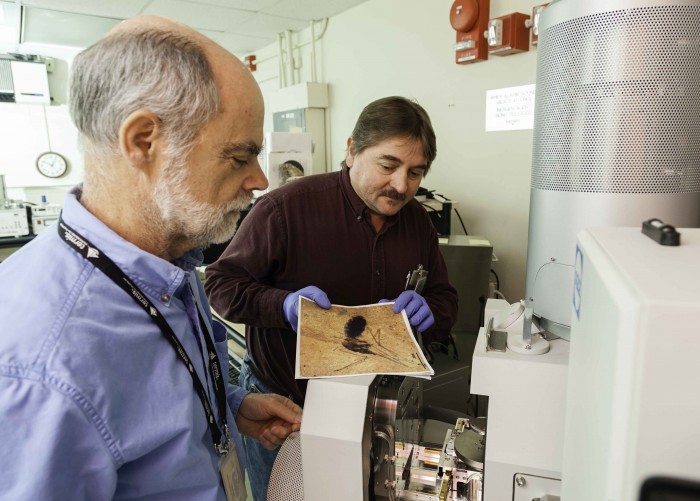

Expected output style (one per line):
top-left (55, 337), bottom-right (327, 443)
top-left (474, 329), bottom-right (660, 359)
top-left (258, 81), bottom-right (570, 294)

top-left (486, 12), bottom-right (531, 56)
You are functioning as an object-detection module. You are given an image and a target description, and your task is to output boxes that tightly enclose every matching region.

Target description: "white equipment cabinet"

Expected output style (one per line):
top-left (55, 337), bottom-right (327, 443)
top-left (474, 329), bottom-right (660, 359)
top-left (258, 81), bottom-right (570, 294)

top-left (471, 303), bottom-right (567, 501)
top-left (471, 227), bottom-right (700, 501)
top-left (562, 227), bottom-right (700, 500)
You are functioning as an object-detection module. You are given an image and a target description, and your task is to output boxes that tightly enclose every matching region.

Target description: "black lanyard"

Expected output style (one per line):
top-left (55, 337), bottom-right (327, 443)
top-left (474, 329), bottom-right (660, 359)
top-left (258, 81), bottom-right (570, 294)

top-left (57, 215), bottom-right (230, 455)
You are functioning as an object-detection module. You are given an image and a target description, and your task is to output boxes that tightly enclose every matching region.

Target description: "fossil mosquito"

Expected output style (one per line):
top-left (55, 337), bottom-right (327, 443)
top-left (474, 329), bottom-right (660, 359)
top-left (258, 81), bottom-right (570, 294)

top-left (339, 315), bottom-right (407, 368)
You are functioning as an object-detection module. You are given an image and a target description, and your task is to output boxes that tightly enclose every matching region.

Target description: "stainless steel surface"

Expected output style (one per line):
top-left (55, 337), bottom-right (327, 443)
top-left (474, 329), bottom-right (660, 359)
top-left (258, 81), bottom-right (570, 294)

top-left (485, 317), bottom-right (507, 352)
top-left (454, 472), bottom-right (483, 501)
top-left (405, 264), bottom-right (429, 294)
top-left (392, 415), bottom-right (486, 500)
top-left (372, 376), bottom-right (422, 500)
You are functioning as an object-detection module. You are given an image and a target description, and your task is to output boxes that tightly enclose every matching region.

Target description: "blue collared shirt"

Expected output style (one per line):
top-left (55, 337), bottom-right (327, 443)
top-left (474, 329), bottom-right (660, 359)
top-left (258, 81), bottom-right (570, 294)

top-left (0, 186), bottom-right (247, 500)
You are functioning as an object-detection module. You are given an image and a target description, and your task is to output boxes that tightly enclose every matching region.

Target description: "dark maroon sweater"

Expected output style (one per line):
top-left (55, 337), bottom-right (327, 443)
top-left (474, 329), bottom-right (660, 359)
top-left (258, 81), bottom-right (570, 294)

top-left (205, 168), bottom-right (457, 402)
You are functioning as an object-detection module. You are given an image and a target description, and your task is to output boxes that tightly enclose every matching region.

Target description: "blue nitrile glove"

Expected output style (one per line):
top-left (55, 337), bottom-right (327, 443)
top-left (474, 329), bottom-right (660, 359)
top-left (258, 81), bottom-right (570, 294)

top-left (380, 290), bottom-right (434, 332)
top-left (282, 286), bottom-right (331, 331)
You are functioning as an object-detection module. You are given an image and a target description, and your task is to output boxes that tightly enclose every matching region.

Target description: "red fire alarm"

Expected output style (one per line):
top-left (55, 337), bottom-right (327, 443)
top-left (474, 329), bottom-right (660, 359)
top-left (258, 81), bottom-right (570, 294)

top-left (486, 12), bottom-right (531, 56)
top-left (244, 54), bottom-right (257, 72)
top-left (450, 0), bottom-right (490, 64)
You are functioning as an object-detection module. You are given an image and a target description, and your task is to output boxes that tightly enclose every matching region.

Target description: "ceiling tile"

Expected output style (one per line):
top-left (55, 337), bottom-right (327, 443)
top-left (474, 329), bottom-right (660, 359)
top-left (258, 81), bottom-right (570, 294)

top-left (262, 0), bottom-right (326, 20)
top-left (142, 0), bottom-right (254, 32)
top-left (22, 7), bottom-right (120, 47)
top-left (264, 0), bottom-right (367, 21)
top-left (179, 0), bottom-right (282, 12)
top-left (226, 12), bottom-right (308, 38)
top-left (20, 0), bottom-right (150, 19)
top-left (204, 30), bottom-right (273, 55)
top-left (12, 0), bottom-right (370, 53)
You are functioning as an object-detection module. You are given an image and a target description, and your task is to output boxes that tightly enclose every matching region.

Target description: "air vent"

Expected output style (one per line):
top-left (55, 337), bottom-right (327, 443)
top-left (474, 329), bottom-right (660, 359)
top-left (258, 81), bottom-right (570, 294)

top-left (532, 6), bottom-right (700, 194)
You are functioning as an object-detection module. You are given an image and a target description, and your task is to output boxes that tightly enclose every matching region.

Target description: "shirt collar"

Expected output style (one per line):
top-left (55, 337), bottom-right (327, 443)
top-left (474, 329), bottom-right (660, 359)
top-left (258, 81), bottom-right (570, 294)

top-left (61, 185), bottom-right (201, 302)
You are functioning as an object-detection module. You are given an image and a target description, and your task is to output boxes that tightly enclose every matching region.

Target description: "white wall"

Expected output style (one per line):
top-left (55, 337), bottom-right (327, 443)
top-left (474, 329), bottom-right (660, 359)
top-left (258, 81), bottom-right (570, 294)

top-left (253, 0), bottom-right (538, 301)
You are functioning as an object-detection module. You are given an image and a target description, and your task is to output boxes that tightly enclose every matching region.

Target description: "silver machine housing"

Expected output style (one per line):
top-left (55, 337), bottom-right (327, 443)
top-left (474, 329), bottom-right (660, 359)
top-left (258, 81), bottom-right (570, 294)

top-left (525, 0), bottom-right (700, 339)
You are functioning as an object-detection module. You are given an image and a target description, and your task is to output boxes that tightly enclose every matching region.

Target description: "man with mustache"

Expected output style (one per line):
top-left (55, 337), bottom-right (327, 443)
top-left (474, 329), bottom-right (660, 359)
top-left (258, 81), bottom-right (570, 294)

top-left (205, 96), bottom-right (458, 500)
top-left (0, 15), bottom-right (302, 500)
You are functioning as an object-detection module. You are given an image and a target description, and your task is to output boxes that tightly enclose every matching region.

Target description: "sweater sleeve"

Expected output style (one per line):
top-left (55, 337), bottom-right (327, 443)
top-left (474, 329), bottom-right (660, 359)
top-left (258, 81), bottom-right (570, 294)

top-left (204, 196), bottom-right (291, 329)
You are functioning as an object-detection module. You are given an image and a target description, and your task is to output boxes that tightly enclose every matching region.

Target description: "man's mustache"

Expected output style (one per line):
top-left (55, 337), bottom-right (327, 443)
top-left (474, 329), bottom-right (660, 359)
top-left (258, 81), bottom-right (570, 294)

top-left (380, 190), bottom-right (406, 202)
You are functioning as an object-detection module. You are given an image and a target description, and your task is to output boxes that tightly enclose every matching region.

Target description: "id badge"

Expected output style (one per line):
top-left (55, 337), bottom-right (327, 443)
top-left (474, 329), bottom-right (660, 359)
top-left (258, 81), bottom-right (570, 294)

top-left (219, 442), bottom-right (247, 501)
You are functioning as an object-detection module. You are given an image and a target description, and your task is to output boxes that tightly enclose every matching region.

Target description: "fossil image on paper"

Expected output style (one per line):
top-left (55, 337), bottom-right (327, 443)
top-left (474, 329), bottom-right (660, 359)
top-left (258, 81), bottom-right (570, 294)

top-left (297, 297), bottom-right (429, 378)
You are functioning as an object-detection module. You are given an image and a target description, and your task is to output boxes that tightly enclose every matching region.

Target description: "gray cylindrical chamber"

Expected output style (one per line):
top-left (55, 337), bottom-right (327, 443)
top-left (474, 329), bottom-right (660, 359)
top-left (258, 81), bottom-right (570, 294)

top-left (526, 0), bottom-right (700, 339)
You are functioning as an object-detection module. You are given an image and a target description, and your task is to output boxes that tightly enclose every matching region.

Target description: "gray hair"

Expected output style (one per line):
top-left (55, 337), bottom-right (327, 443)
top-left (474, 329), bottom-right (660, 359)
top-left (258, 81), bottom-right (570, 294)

top-left (341, 96), bottom-right (437, 173)
top-left (69, 28), bottom-right (219, 164)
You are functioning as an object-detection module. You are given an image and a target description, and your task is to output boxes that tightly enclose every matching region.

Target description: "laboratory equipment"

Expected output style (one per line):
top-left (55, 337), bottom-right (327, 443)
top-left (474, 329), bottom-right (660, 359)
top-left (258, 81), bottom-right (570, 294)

top-left (524, 0), bottom-right (700, 340)
top-left (0, 206), bottom-right (30, 237)
top-left (268, 375), bottom-right (484, 500)
top-left (468, 0), bottom-right (700, 499)
top-left (0, 175), bottom-right (30, 237)
top-left (0, 54), bottom-right (51, 104)
top-left (31, 203), bottom-right (61, 235)
top-left (261, 131), bottom-right (313, 191)
top-left (562, 226), bottom-right (700, 500)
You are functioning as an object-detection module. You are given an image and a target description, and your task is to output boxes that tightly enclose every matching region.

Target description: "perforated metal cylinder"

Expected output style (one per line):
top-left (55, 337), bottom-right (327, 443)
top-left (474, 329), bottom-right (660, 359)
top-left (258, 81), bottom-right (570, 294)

top-left (526, 0), bottom-right (700, 338)
top-left (267, 432), bottom-right (304, 501)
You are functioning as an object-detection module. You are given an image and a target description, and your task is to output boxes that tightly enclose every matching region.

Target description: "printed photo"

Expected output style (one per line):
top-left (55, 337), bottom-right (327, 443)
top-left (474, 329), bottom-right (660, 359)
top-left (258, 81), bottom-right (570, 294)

top-left (296, 297), bottom-right (433, 379)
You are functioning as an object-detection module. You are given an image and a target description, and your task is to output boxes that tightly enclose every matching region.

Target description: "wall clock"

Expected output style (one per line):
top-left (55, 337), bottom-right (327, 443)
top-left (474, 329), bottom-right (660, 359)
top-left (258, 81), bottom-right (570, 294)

top-left (36, 151), bottom-right (68, 178)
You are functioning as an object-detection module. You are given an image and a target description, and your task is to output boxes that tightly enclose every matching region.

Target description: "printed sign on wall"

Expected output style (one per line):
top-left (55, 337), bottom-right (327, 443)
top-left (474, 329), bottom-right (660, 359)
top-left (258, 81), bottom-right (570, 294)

top-left (485, 84), bottom-right (536, 131)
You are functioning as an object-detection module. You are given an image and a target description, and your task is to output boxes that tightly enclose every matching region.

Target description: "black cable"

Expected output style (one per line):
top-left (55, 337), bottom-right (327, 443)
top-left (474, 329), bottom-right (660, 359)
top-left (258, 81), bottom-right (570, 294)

top-left (490, 269), bottom-right (500, 291)
top-left (454, 208), bottom-right (468, 235)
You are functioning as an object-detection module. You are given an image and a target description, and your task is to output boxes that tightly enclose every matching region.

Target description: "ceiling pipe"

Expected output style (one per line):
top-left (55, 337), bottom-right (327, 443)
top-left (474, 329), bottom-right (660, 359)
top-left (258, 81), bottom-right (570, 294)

top-left (257, 18), bottom-right (328, 87)
top-left (277, 32), bottom-right (286, 88)
top-left (310, 19), bottom-right (317, 83)
top-left (284, 29), bottom-right (294, 86)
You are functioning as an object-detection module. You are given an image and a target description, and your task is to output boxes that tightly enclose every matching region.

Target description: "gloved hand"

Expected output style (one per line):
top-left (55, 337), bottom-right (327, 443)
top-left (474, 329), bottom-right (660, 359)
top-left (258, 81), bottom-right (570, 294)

top-left (380, 290), bottom-right (434, 332)
top-left (282, 286), bottom-right (331, 331)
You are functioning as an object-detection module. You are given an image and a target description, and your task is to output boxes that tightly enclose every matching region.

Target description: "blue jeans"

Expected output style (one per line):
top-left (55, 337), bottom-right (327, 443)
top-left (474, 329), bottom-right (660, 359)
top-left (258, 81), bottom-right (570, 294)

top-left (239, 354), bottom-right (292, 501)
